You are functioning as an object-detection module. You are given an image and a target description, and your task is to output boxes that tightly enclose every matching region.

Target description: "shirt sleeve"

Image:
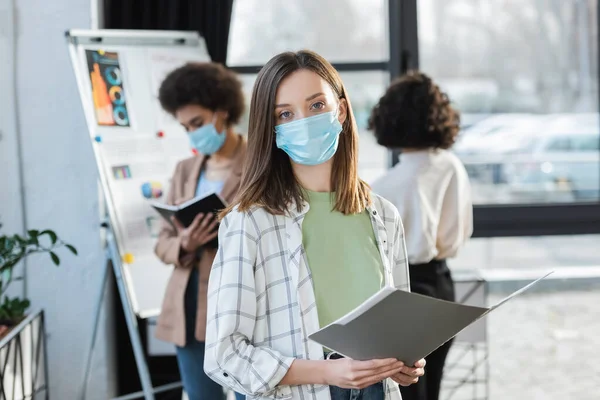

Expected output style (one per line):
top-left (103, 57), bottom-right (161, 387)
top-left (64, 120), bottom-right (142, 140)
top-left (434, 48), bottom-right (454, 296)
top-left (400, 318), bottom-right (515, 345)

top-left (154, 161), bottom-right (196, 268)
top-left (204, 208), bottom-right (295, 398)
top-left (391, 207), bottom-right (411, 292)
top-left (436, 163), bottom-right (474, 258)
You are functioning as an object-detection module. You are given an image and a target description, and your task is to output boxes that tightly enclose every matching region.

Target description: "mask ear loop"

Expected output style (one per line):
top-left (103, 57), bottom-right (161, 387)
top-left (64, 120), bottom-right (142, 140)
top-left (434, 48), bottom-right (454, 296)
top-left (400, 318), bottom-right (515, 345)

top-left (334, 96), bottom-right (347, 126)
top-left (332, 102), bottom-right (345, 135)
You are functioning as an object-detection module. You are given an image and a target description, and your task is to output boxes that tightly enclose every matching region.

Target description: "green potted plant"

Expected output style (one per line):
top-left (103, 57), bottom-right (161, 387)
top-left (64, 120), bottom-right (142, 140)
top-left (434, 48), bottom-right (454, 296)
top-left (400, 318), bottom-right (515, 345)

top-left (0, 222), bottom-right (77, 334)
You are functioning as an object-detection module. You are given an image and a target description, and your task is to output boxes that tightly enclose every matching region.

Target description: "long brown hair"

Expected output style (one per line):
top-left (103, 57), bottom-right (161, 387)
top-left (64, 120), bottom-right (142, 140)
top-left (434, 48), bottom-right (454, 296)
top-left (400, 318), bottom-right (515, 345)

top-left (226, 50), bottom-right (371, 216)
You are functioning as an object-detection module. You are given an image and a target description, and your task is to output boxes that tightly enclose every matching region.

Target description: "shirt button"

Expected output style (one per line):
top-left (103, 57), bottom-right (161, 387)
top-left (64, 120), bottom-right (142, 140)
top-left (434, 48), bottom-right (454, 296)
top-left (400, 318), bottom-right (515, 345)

top-left (223, 373), bottom-right (229, 377)
top-left (373, 211), bottom-right (377, 215)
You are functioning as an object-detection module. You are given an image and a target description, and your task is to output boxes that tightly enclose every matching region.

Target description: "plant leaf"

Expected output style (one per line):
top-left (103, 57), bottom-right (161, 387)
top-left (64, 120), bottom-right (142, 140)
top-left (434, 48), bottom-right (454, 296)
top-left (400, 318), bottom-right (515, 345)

top-left (4, 238), bottom-right (14, 252)
top-left (65, 244), bottom-right (78, 255)
top-left (14, 235), bottom-right (26, 245)
top-left (27, 230), bottom-right (39, 246)
top-left (1, 269), bottom-right (12, 286)
top-left (49, 252), bottom-right (60, 266)
top-left (1, 259), bottom-right (19, 272)
top-left (40, 230), bottom-right (57, 245)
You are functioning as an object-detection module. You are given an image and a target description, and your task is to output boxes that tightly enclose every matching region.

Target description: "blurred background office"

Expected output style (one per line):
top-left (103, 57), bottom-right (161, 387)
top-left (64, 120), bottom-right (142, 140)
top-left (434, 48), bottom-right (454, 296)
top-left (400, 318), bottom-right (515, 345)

top-left (1, 0), bottom-right (599, 399)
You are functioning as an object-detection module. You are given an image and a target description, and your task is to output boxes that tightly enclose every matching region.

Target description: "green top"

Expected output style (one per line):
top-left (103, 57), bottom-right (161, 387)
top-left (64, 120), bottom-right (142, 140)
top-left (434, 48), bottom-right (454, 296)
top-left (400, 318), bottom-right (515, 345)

top-left (302, 190), bottom-right (384, 328)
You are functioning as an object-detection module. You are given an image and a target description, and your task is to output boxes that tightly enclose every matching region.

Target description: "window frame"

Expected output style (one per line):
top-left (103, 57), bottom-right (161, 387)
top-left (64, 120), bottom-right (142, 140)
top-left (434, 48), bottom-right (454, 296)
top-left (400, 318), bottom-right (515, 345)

top-left (227, 0), bottom-right (600, 238)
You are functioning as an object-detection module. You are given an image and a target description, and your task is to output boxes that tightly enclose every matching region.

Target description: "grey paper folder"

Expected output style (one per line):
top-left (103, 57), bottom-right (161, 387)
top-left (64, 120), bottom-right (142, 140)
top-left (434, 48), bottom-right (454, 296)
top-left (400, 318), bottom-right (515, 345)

top-left (309, 272), bottom-right (552, 366)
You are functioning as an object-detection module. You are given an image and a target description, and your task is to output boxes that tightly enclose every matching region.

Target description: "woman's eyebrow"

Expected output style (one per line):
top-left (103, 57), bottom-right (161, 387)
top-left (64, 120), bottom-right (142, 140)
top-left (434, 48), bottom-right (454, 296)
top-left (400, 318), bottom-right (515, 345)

top-left (305, 92), bottom-right (325, 101)
top-left (275, 92), bottom-right (325, 108)
top-left (185, 116), bottom-right (203, 126)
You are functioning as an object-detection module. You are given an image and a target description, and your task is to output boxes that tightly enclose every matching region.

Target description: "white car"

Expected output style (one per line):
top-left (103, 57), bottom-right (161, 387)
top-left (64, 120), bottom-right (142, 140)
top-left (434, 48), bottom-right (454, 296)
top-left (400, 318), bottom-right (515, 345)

top-left (455, 114), bottom-right (545, 184)
top-left (505, 114), bottom-right (599, 202)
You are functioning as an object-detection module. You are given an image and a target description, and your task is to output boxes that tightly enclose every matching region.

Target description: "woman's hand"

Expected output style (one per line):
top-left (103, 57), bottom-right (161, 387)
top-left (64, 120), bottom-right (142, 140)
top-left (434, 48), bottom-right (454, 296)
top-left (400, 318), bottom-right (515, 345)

top-left (172, 213), bottom-right (219, 253)
top-left (390, 358), bottom-right (426, 386)
top-left (323, 358), bottom-right (405, 389)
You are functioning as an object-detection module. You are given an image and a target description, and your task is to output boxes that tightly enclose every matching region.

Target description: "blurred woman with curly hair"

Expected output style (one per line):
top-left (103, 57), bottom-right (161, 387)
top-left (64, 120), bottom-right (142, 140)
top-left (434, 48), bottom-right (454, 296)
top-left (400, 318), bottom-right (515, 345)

top-left (369, 71), bottom-right (473, 400)
top-left (155, 62), bottom-right (246, 400)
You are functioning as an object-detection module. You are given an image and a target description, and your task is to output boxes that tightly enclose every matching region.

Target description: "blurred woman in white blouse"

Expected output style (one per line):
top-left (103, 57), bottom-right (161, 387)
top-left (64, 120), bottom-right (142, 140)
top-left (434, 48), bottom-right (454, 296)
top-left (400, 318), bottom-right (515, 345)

top-left (369, 71), bottom-right (473, 400)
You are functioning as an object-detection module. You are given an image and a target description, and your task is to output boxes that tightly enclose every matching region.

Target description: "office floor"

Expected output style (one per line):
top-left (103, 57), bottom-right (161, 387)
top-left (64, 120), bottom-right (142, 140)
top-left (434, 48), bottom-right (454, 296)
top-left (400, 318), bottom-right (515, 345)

top-left (441, 289), bottom-right (600, 400)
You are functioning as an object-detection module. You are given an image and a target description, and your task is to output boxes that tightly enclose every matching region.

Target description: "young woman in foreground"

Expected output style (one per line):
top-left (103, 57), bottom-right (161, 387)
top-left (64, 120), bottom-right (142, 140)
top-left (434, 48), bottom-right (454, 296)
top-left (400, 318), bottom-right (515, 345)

top-left (203, 50), bottom-right (425, 400)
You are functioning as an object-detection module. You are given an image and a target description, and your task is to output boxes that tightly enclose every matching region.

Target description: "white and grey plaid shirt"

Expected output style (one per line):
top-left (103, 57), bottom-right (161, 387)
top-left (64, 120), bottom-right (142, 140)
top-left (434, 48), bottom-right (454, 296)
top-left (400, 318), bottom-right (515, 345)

top-left (205, 194), bottom-right (410, 400)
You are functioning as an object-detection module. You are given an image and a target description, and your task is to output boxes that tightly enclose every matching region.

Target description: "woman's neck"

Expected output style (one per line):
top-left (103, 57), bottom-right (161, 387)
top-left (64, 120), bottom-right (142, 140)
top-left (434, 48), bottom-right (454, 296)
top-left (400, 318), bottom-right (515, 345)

top-left (291, 158), bottom-right (333, 192)
top-left (400, 147), bottom-right (427, 153)
top-left (211, 128), bottom-right (239, 162)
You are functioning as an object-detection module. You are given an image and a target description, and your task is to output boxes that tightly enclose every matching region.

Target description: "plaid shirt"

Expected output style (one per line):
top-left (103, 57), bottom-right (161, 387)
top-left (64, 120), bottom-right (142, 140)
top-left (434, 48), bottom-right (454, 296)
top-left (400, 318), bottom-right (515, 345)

top-left (205, 194), bottom-right (410, 400)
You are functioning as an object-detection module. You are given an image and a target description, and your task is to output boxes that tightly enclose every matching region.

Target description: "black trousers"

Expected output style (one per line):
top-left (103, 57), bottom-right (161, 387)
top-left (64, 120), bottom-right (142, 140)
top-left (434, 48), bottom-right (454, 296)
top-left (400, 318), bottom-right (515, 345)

top-left (400, 259), bottom-right (455, 400)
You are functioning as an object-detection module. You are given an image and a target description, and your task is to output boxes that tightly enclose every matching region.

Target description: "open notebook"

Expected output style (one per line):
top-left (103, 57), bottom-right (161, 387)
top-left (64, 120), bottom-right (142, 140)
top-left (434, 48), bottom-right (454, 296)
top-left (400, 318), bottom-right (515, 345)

top-left (151, 192), bottom-right (226, 249)
top-left (309, 272), bottom-right (552, 366)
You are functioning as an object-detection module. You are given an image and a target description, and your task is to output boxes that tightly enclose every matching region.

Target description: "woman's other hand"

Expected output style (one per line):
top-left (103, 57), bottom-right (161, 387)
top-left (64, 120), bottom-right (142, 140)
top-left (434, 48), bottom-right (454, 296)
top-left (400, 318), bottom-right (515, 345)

top-left (324, 358), bottom-right (405, 389)
top-left (172, 213), bottom-right (218, 253)
top-left (390, 358), bottom-right (425, 386)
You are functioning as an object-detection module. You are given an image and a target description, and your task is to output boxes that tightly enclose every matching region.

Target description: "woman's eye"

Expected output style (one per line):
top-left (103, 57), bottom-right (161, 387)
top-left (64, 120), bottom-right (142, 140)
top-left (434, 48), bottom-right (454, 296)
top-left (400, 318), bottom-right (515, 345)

top-left (279, 111), bottom-right (292, 120)
top-left (311, 101), bottom-right (325, 111)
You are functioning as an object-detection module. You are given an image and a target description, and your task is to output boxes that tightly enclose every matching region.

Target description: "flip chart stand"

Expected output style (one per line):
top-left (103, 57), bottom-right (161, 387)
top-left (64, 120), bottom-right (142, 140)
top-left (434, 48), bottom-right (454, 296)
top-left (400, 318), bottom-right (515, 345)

top-left (79, 220), bottom-right (182, 400)
top-left (65, 28), bottom-right (208, 400)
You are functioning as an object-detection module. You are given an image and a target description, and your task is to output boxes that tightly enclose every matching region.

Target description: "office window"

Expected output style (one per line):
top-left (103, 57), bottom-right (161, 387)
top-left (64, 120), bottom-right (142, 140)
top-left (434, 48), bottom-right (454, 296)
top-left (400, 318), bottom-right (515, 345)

top-left (413, 1), bottom-right (600, 306)
top-left (227, 0), bottom-right (388, 65)
top-left (418, 0), bottom-right (600, 205)
top-left (346, 71), bottom-right (390, 183)
top-left (235, 72), bottom-right (389, 182)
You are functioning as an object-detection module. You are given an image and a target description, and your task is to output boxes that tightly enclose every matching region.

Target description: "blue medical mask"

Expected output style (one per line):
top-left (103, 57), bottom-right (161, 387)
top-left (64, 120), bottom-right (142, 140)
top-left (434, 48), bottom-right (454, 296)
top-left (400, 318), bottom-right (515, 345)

top-left (188, 115), bottom-right (226, 155)
top-left (275, 110), bottom-right (343, 166)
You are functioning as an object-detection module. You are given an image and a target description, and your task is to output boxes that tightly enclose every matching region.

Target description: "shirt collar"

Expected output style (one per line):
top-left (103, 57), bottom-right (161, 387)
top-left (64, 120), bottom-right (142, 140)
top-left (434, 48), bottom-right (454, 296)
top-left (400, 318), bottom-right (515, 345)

top-left (288, 199), bottom-right (380, 220)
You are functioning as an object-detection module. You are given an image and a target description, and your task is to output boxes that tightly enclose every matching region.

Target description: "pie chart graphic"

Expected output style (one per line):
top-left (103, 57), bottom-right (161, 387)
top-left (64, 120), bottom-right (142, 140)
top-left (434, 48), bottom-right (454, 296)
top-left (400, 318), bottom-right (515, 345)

top-left (113, 105), bottom-right (129, 126)
top-left (141, 181), bottom-right (163, 199)
top-left (104, 66), bottom-right (122, 86)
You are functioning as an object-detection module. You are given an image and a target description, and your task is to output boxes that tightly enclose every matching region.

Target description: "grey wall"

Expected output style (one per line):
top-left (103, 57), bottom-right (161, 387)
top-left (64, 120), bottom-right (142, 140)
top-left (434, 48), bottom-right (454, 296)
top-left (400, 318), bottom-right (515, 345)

top-left (0, 0), bottom-right (25, 302)
top-left (1, 0), bottom-right (117, 397)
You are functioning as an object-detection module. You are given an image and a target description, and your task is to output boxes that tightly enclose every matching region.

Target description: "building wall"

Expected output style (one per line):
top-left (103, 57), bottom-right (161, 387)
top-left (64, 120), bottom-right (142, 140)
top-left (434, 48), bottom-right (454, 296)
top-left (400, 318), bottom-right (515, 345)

top-left (1, 0), bottom-right (117, 397)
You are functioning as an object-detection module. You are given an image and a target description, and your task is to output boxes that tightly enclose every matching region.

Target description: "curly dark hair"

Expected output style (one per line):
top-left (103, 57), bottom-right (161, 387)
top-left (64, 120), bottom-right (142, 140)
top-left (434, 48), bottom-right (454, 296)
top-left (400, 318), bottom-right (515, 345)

top-left (158, 62), bottom-right (245, 126)
top-left (368, 71), bottom-right (460, 150)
